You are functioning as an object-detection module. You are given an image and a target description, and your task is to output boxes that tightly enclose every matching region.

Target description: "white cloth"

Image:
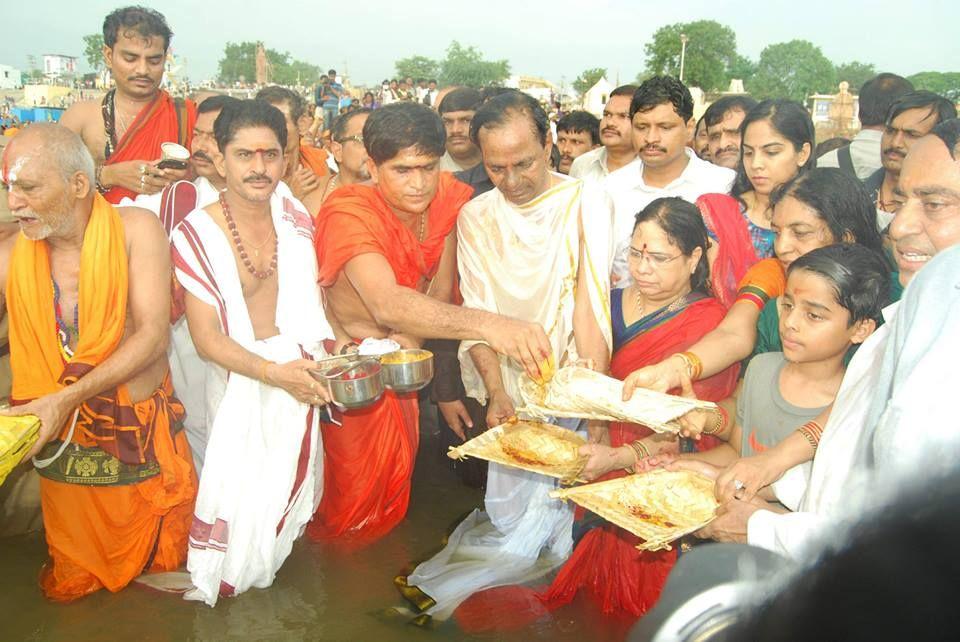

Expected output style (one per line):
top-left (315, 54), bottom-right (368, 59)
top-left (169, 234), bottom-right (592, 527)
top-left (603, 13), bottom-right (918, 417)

top-left (610, 148), bottom-right (736, 287)
top-left (751, 246), bottom-right (960, 558)
top-left (437, 151), bottom-right (468, 173)
top-left (816, 129), bottom-right (882, 180)
top-left (122, 177), bottom-right (222, 471)
top-left (407, 175), bottom-right (614, 620)
top-left (569, 146), bottom-right (640, 185)
top-left (171, 190), bottom-right (333, 606)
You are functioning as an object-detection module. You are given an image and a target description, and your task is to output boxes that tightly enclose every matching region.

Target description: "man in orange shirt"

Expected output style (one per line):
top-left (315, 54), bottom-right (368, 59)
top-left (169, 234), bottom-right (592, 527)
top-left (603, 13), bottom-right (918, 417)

top-left (311, 102), bottom-right (553, 544)
top-left (60, 7), bottom-right (194, 204)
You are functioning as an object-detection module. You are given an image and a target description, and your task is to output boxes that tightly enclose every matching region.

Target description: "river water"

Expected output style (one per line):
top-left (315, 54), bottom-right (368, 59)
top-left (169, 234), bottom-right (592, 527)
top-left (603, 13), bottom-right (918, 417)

top-left (0, 407), bottom-right (635, 642)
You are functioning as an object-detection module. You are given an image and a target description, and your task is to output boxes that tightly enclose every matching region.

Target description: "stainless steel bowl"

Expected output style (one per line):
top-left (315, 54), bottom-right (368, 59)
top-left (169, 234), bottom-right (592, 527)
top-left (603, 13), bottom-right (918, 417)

top-left (380, 349), bottom-right (435, 393)
top-left (311, 359), bottom-right (384, 409)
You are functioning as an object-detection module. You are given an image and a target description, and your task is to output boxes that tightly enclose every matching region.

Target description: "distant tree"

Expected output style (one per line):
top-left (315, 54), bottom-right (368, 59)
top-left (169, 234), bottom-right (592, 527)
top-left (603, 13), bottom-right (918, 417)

top-left (749, 40), bottom-right (837, 103)
top-left (394, 55), bottom-right (440, 82)
top-left (835, 61), bottom-right (877, 90)
top-left (438, 41), bottom-right (509, 87)
top-left (728, 55), bottom-right (756, 85)
top-left (217, 41), bottom-right (321, 86)
top-left (83, 34), bottom-right (104, 71)
top-left (644, 20), bottom-right (738, 91)
top-left (573, 67), bottom-right (607, 94)
top-left (634, 69), bottom-right (652, 85)
top-left (907, 71), bottom-right (960, 101)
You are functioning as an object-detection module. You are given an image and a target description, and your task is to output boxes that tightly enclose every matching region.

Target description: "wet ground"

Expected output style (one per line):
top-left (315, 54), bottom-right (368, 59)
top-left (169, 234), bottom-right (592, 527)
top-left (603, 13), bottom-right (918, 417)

top-left (0, 406), bottom-right (635, 642)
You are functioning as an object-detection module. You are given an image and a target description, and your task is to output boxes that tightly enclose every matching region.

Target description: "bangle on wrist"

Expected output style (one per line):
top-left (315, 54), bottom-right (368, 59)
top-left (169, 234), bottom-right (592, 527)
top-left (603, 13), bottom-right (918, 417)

top-left (260, 360), bottom-right (271, 383)
top-left (95, 165), bottom-right (108, 193)
top-left (704, 406), bottom-right (728, 435)
top-left (675, 351), bottom-right (703, 381)
top-left (626, 440), bottom-right (650, 473)
top-left (797, 420), bottom-right (824, 449)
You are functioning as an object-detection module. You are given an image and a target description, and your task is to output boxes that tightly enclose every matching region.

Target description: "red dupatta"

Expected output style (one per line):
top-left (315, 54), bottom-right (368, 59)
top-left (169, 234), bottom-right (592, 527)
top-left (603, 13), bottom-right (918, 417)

top-left (696, 193), bottom-right (760, 309)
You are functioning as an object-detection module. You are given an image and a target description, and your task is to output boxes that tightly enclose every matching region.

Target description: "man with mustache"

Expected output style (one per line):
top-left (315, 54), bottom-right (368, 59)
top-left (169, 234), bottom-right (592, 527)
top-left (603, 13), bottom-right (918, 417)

top-left (702, 95), bottom-right (758, 170)
top-left (314, 108), bottom-right (372, 205)
top-left (437, 88), bottom-right (483, 172)
top-left (609, 77), bottom-right (736, 287)
top-left (170, 100), bottom-right (333, 604)
top-left (0, 124), bottom-right (198, 601)
top-left (555, 111), bottom-right (600, 174)
top-left (255, 86), bottom-right (331, 217)
top-left (312, 102), bottom-right (554, 543)
top-left (60, 6), bottom-right (194, 204)
top-left (571, 85), bottom-right (639, 181)
top-left (864, 91), bottom-right (955, 228)
top-left (818, 73), bottom-right (913, 179)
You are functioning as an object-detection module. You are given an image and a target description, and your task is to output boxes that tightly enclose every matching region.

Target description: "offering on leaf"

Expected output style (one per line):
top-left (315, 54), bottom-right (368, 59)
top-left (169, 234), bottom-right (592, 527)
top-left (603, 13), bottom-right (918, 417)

top-left (0, 414), bottom-right (41, 486)
top-left (519, 366), bottom-right (716, 433)
top-left (551, 469), bottom-right (718, 551)
top-left (448, 418), bottom-right (587, 483)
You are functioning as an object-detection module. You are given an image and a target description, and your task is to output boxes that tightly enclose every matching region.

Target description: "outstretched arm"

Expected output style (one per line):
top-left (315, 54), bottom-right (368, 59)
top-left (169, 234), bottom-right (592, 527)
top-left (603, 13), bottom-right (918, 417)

top-left (342, 252), bottom-right (551, 377)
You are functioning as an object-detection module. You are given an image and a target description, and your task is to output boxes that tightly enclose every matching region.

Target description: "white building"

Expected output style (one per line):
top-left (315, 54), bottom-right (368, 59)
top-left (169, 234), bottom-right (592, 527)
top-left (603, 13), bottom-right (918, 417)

top-left (581, 77), bottom-right (614, 116)
top-left (43, 54), bottom-right (78, 81)
top-left (0, 64), bottom-right (22, 89)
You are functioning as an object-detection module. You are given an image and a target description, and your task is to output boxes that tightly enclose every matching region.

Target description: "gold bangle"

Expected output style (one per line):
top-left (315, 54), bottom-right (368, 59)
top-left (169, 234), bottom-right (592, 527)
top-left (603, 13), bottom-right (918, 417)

top-left (629, 440), bottom-right (650, 466)
top-left (704, 406), bottom-right (728, 435)
top-left (674, 351), bottom-right (703, 381)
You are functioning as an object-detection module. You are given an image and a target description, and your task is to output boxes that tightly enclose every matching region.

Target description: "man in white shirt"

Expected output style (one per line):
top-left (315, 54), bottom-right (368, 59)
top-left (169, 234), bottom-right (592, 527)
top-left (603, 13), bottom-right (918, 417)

top-left (570, 84), bottom-right (638, 183)
top-left (817, 73), bottom-right (913, 179)
top-left (702, 119), bottom-right (960, 559)
top-left (555, 110), bottom-right (599, 174)
top-left (609, 76), bottom-right (736, 287)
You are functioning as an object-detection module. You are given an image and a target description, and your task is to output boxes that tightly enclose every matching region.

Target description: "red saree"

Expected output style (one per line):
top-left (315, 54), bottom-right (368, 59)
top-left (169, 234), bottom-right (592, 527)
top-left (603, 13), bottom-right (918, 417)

top-left (309, 172), bottom-right (472, 545)
top-left (695, 193), bottom-right (760, 309)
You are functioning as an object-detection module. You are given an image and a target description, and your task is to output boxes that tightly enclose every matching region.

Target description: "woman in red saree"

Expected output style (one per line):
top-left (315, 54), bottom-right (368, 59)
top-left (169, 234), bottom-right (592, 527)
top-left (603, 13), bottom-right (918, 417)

top-left (454, 197), bottom-right (753, 634)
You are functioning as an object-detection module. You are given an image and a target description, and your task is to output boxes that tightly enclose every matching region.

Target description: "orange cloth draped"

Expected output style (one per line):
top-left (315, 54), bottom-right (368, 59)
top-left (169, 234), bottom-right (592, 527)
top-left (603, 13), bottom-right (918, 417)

top-left (103, 91), bottom-right (196, 205)
top-left (309, 173), bottom-right (472, 544)
top-left (299, 143), bottom-right (330, 177)
top-left (6, 194), bottom-right (196, 601)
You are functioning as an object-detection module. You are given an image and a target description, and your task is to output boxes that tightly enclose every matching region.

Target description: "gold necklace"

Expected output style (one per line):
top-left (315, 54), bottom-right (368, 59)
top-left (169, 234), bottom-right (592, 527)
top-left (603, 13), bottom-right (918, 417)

top-left (418, 212), bottom-right (427, 242)
top-left (635, 289), bottom-right (687, 317)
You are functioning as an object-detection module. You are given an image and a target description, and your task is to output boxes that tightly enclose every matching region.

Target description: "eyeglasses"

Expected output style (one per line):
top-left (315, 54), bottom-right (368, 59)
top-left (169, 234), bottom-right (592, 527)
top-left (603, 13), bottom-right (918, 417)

top-left (627, 246), bottom-right (684, 268)
top-left (337, 134), bottom-right (363, 145)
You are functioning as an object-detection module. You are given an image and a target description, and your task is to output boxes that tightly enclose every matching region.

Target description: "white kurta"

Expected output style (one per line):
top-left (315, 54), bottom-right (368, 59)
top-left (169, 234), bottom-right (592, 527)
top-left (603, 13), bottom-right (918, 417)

top-left (171, 191), bottom-right (333, 606)
top-left (407, 174), bottom-right (614, 620)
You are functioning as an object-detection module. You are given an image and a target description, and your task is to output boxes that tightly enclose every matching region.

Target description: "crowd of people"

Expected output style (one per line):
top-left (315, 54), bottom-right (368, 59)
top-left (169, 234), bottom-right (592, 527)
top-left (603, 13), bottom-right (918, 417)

top-left (2, 4), bottom-right (959, 639)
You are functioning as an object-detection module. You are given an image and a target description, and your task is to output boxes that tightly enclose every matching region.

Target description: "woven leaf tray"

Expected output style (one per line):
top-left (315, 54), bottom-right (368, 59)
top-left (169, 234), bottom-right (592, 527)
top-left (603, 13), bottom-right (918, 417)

top-left (0, 414), bottom-right (41, 486)
top-left (550, 469), bottom-right (718, 551)
top-left (519, 366), bottom-right (716, 434)
top-left (448, 418), bottom-right (587, 484)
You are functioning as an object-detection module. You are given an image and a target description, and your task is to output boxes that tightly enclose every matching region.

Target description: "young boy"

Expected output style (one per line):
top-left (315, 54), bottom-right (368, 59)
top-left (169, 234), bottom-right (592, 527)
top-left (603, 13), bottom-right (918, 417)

top-left (676, 243), bottom-right (890, 471)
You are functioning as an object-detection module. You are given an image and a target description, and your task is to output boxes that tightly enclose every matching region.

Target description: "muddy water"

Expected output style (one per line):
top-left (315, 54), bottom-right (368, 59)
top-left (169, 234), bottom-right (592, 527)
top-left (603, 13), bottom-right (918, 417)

top-left (0, 408), bottom-right (634, 642)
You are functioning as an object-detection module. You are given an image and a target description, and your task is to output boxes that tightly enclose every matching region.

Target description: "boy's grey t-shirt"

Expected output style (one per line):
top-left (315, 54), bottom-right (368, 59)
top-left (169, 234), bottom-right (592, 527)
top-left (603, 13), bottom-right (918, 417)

top-left (738, 352), bottom-right (830, 457)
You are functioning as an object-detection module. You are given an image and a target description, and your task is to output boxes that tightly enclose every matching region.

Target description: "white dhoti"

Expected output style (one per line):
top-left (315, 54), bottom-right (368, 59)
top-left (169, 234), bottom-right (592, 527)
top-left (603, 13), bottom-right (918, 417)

top-left (407, 175), bottom-right (614, 619)
top-left (171, 191), bottom-right (332, 606)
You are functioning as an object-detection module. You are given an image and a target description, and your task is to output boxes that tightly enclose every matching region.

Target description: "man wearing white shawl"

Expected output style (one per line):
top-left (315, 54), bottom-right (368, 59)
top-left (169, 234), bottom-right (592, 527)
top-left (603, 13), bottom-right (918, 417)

top-left (170, 101), bottom-right (334, 606)
top-left (401, 91), bottom-right (614, 621)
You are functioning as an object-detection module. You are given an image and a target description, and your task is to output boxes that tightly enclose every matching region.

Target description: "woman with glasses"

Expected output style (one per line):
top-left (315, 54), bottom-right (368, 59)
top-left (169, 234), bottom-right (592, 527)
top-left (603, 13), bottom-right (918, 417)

top-left (454, 198), bottom-right (741, 630)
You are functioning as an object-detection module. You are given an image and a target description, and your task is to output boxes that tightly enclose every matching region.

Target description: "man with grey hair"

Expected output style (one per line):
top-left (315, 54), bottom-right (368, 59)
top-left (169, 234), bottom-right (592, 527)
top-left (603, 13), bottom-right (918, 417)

top-left (0, 123), bottom-right (197, 601)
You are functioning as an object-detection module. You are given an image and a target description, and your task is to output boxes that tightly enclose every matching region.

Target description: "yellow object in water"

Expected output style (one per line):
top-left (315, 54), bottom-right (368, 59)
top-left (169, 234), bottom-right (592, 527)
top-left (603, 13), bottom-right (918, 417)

top-left (0, 414), bottom-right (41, 486)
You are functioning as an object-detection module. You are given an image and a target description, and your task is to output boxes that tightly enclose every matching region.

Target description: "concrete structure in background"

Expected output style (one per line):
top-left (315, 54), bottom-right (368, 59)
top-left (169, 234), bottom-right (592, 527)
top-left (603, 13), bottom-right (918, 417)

top-left (42, 54), bottom-right (77, 81)
top-left (0, 64), bottom-right (22, 89)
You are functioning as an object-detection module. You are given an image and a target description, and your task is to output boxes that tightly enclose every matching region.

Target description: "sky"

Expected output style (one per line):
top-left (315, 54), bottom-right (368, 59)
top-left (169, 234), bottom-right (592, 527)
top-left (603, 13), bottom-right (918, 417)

top-left (4, 0), bottom-right (958, 88)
